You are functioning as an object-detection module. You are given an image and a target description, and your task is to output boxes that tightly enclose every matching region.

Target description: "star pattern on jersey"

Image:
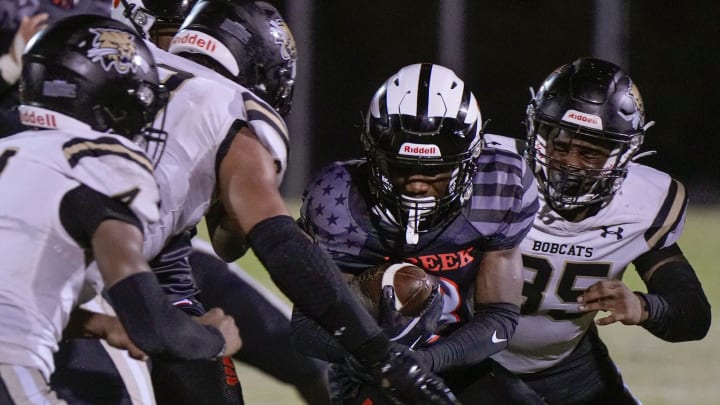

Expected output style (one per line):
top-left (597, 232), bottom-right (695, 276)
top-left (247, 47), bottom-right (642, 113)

top-left (302, 164), bottom-right (363, 257)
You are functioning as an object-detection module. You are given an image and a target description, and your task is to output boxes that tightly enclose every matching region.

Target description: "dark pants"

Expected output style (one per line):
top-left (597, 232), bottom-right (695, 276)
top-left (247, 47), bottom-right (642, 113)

top-left (518, 325), bottom-right (639, 405)
top-left (190, 249), bottom-right (331, 405)
top-left (51, 339), bottom-right (134, 405)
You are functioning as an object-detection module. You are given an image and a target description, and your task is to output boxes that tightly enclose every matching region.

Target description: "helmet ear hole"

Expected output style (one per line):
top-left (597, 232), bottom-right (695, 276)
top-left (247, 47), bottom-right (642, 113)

top-left (250, 64), bottom-right (267, 93)
top-left (92, 105), bottom-right (110, 132)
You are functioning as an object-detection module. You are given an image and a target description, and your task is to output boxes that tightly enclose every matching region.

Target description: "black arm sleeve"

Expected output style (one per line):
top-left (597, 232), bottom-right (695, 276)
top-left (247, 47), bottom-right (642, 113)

top-left (634, 244), bottom-right (711, 342)
top-left (104, 272), bottom-right (225, 360)
top-left (247, 215), bottom-right (389, 365)
top-left (290, 307), bottom-right (347, 363)
top-left (60, 185), bottom-right (142, 249)
top-left (423, 302), bottom-right (520, 373)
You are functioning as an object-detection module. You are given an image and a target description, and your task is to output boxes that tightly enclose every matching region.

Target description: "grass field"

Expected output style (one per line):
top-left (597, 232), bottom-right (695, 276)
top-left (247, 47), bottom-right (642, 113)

top-left (216, 204), bottom-right (720, 405)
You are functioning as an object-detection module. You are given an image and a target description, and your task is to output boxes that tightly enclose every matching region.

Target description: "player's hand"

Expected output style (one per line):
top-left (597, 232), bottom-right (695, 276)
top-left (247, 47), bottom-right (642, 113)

top-left (75, 312), bottom-right (147, 361)
top-left (195, 307), bottom-right (242, 356)
top-left (379, 285), bottom-right (443, 348)
top-left (577, 280), bottom-right (647, 325)
top-left (349, 342), bottom-right (461, 405)
top-left (10, 13), bottom-right (48, 62)
top-left (98, 314), bottom-right (149, 361)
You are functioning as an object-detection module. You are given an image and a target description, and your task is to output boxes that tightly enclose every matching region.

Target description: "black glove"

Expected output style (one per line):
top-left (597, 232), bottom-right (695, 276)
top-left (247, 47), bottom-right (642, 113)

top-left (346, 342), bottom-right (461, 405)
top-left (378, 284), bottom-right (443, 348)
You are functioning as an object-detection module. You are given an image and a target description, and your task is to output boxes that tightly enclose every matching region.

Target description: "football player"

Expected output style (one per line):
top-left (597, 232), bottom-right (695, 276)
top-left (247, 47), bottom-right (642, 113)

top-left (487, 57), bottom-right (711, 404)
top-left (53, 1), bottom-right (459, 404)
top-left (168, 2), bottom-right (330, 402)
top-left (0, 15), bottom-right (240, 404)
top-left (292, 63), bottom-right (545, 404)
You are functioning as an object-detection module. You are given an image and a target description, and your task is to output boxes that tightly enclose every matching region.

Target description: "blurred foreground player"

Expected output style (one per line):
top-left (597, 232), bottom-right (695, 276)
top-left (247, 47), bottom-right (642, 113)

top-left (51, 1), bottom-right (459, 404)
top-left (0, 15), bottom-right (240, 404)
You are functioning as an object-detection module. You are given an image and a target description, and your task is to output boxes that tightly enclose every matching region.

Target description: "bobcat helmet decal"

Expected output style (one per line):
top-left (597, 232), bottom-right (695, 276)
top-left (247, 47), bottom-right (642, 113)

top-left (268, 18), bottom-right (296, 63)
top-left (86, 28), bottom-right (149, 74)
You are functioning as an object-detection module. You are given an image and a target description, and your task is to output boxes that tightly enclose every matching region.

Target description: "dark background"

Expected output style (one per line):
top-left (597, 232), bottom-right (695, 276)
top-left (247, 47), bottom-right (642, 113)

top-left (274, 0), bottom-right (719, 204)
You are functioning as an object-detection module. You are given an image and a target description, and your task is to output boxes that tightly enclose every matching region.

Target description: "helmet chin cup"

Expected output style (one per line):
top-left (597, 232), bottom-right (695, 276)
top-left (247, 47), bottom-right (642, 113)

top-left (401, 195), bottom-right (437, 245)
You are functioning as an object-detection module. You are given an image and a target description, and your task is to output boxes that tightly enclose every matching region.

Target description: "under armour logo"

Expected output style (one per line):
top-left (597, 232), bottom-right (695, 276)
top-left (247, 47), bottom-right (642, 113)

top-left (601, 225), bottom-right (624, 240)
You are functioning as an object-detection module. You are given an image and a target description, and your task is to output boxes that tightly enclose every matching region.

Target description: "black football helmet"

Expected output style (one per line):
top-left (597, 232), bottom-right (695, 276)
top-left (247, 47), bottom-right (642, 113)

top-left (169, 0), bottom-right (297, 116)
top-left (19, 15), bottom-right (168, 161)
top-left (525, 57), bottom-right (651, 212)
top-left (362, 63), bottom-right (483, 244)
top-left (112, 0), bottom-right (199, 38)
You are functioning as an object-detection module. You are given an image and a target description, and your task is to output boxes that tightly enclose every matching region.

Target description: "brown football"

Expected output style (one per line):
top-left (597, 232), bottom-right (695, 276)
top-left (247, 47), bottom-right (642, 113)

top-left (350, 262), bottom-right (438, 318)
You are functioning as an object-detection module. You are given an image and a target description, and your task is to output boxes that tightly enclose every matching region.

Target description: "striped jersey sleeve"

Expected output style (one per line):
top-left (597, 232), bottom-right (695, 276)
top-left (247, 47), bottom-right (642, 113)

top-left (241, 91), bottom-right (289, 180)
top-left (62, 133), bottom-right (161, 227)
top-left (644, 177), bottom-right (688, 250)
top-left (466, 147), bottom-right (539, 250)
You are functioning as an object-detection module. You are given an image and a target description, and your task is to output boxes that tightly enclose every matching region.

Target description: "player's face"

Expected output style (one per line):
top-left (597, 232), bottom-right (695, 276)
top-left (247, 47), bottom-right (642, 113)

top-left (390, 165), bottom-right (452, 199)
top-left (544, 128), bottom-right (613, 198)
top-left (546, 129), bottom-right (613, 170)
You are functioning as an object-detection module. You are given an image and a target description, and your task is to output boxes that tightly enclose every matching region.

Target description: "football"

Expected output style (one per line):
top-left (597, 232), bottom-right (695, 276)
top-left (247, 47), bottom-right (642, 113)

top-left (350, 262), bottom-right (438, 318)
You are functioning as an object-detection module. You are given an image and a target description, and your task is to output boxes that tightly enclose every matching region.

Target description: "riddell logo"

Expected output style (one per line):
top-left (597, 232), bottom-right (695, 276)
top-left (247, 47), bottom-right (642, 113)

top-left (20, 110), bottom-right (58, 128)
top-left (398, 142), bottom-right (441, 157)
top-left (561, 109), bottom-right (603, 130)
top-left (171, 31), bottom-right (217, 53)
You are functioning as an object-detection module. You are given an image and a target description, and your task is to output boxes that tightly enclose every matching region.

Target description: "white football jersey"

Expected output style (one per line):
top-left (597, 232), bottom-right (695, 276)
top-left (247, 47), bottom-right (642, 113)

top-left (141, 42), bottom-right (289, 259)
top-left (0, 128), bottom-right (159, 380)
top-left (486, 134), bottom-right (687, 373)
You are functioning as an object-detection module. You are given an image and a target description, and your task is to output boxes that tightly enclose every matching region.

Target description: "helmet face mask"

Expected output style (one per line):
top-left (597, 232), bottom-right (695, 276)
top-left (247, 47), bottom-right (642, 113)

top-left (19, 15), bottom-right (169, 164)
top-left (362, 63), bottom-right (483, 244)
top-left (525, 57), bottom-right (647, 212)
top-left (112, 0), bottom-right (198, 37)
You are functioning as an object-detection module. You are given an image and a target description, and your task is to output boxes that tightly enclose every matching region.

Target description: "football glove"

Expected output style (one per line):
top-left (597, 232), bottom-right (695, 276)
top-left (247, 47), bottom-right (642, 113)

top-left (345, 342), bottom-right (460, 405)
top-left (379, 284), bottom-right (443, 348)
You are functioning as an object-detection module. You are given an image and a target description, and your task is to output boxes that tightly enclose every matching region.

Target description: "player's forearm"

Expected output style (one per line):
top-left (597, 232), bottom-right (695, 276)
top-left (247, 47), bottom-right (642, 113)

top-left (105, 272), bottom-right (226, 360)
top-left (290, 307), bottom-right (347, 362)
top-left (247, 215), bottom-right (390, 365)
top-left (637, 260), bottom-right (711, 341)
top-left (422, 302), bottom-right (519, 373)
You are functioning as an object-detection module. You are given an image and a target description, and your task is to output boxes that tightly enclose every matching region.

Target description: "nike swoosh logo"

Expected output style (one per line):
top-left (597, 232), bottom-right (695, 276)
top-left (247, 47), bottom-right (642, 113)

top-left (491, 330), bottom-right (507, 344)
